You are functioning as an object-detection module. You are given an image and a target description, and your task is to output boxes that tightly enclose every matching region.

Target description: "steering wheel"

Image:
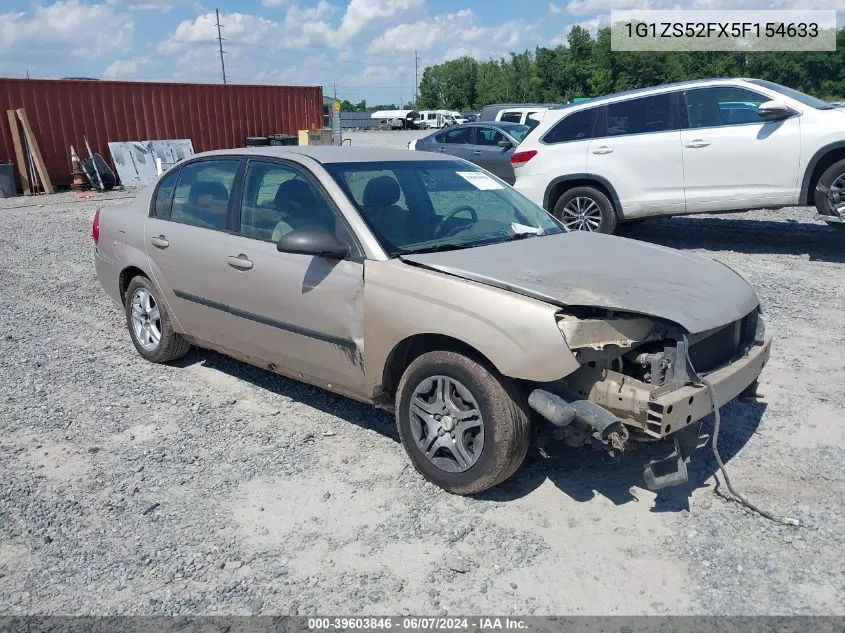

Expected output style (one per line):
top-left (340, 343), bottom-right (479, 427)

top-left (434, 205), bottom-right (479, 239)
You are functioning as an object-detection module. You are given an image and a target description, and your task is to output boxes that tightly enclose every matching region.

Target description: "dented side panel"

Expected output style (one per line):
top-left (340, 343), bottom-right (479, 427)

top-left (218, 235), bottom-right (367, 395)
top-left (363, 260), bottom-right (581, 396)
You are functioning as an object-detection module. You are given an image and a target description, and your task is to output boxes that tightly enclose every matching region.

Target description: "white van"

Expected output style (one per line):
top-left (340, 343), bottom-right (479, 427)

top-left (418, 110), bottom-right (466, 129)
top-left (495, 107), bottom-right (548, 129)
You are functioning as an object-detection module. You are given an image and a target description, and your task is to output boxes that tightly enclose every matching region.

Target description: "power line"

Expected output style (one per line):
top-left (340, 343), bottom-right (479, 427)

top-left (414, 49), bottom-right (419, 103)
top-left (216, 8), bottom-right (227, 85)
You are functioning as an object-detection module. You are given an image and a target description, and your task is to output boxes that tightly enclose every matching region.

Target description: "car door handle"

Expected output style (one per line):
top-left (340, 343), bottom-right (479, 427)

top-left (150, 235), bottom-right (169, 249)
top-left (591, 146), bottom-right (614, 155)
top-left (226, 254), bottom-right (253, 270)
top-left (685, 139), bottom-right (710, 148)
top-left (472, 150), bottom-right (482, 155)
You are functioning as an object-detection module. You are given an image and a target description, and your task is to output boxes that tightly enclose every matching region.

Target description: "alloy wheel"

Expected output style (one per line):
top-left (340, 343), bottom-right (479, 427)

top-left (560, 196), bottom-right (603, 231)
top-left (130, 287), bottom-right (162, 352)
top-left (827, 173), bottom-right (845, 218)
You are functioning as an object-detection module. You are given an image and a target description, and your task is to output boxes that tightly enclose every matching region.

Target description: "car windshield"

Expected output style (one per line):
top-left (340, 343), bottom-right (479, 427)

top-left (505, 125), bottom-right (531, 142)
top-left (747, 79), bottom-right (834, 110)
top-left (324, 160), bottom-right (563, 256)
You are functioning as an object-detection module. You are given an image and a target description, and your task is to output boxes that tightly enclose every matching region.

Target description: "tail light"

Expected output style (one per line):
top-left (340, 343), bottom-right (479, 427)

top-left (510, 150), bottom-right (537, 167)
top-left (92, 209), bottom-right (100, 245)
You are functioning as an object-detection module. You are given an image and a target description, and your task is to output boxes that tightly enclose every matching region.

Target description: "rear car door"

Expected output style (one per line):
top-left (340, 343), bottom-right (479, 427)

top-left (432, 127), bottom-right (474, 160)
top-left (587, 92), bottom-right (685, 217)
top-left (144, 157), bottom-right (242, 345)
top-left (221, 159), bottom-right (366, 395)
top-left (680, 86), bottom-right (801, 212)
top-left (470, 126), bottom-right (517, 184)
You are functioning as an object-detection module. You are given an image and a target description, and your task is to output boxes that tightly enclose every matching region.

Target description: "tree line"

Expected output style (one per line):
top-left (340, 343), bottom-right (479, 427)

top-left (416, 25), bottom-right (845, 111)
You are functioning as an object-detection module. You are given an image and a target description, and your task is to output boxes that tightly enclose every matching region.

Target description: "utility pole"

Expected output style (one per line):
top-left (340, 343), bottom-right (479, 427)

top-left (414, 50), bottom-right (419, 104)
top-left (216, 8), bottom-right (227, 85)
top-left (333, 83), bottom-right (337, 99)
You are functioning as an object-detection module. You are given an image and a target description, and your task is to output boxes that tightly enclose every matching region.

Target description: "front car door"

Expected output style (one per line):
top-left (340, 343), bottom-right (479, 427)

top-left (144, 157), bottom-right (243, 346)
top-left (470, 126), bottom-right (517, 184)
top-left (221, 158), bottom-right (366, 396)
top-left (586, 92), bottom-right (685, 218)
top-left (680, 85), bottom-right (802, 212)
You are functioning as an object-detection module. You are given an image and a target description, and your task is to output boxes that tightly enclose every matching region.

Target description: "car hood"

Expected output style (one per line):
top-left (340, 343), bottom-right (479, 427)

top-left (399, 231), bottom-right (759, 334)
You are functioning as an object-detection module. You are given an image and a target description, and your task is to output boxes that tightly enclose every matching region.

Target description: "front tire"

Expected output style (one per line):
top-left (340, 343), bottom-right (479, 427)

top-left (125, 276), bottom-right (191, 363)
top-left (814, 159), bottom-right (845, 230)
top-left (395, 351), bottom-right (531, 495)
top-left (553, 186), bottom-right (617, 234)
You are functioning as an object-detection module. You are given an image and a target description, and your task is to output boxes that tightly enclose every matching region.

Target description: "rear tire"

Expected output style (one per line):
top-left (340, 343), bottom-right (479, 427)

top-left (125, 276), bottom-right (191, 363)
top-left (553, 186), bottom-right (617, 234)
top-left (395, 351), bottom-right (531, 495)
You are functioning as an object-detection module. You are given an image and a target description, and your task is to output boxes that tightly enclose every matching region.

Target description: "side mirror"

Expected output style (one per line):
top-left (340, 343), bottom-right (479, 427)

top-left (497, 139), bottom-right (513, 148)
top-left (276, 226), bottom-right (349, 259)
top-left (757, 100), bottom-right (794, 121)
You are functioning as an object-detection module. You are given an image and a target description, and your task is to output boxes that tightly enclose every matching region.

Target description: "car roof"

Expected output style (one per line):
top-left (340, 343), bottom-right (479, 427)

top-left (547, 78), bottom-right (755, 111)
top-left (189, 146), bottom-right (459, 164)
top-left (471, 121), bottom-right (527, 129)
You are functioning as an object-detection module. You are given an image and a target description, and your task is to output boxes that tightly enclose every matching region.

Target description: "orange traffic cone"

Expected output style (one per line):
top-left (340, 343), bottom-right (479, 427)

top-left (70, 145), bottom-right (88, 191)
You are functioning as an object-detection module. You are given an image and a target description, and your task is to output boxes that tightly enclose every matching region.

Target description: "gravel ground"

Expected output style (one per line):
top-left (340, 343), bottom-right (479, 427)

top-left (1, 138), bottom-right (844, 616)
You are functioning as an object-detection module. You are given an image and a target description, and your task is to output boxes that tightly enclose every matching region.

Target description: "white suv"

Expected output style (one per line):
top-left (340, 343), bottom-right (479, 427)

top-left (511, 78), bottom-right (845, 235)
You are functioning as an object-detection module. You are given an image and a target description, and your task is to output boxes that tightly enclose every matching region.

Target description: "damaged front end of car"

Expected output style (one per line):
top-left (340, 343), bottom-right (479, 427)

top-left (528, 307), bottom-right (772, 490)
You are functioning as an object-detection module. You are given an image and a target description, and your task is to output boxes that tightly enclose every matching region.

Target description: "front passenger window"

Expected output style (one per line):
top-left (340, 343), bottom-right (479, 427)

top-left (170, 160), bottom-right (239, 230)
top-left (238, 161), bottom-right (337, 243)
top-left (684, 87), bottom-right (769, 128)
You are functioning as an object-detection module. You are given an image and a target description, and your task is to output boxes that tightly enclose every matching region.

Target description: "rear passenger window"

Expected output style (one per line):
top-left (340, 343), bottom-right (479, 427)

top-left (499, 112), bottom-right (522, 123)
top-left (605, 94), bottom-right (673, 136)
top-left (543, 108), bottom-right (595, 144)
top-left (152, 169), bottom-right (179, 219)
top-left (170, 160), bottom-right (239, 231)
top-left (443, 128), bottom-right (472, 144)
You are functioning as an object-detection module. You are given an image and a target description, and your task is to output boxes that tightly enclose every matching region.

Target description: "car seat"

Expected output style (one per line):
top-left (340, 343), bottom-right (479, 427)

top-left (271, 179), bottom-right (335, 243)
top-left (361, 175), bottom-right (414, 248)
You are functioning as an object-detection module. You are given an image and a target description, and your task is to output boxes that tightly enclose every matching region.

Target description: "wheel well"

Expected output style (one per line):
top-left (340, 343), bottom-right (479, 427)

top-left (380, 334), bottom-right (499, 401)
top-left (118, 266), bottom-right (148, 303)
top-left (547, 178), bottom-right (618, 216)
top-left (804, 148), bottom-right (845, 206)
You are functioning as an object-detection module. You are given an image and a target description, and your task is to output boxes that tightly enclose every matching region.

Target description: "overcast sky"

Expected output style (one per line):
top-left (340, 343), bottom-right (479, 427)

top-left (1, 0), bottom-right (842, 104)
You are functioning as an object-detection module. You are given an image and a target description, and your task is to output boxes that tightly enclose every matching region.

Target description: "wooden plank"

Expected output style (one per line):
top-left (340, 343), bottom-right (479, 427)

top-left (15, 108), bottom-right (54, 194)
top-left (6, 109), bottom-right (30, 195)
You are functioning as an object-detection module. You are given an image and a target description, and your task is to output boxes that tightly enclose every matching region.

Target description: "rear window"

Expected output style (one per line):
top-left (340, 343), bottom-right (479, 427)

top-left (542, 108), bottom-right (595, 144)
top-left (499, 112), bottom-right (522, 123)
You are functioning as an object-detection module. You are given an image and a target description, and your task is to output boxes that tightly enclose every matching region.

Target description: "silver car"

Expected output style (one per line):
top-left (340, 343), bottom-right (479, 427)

top-left (93, 147), bottom-right (772, 494)
top-left (409, 122), bottom-right (531, 184)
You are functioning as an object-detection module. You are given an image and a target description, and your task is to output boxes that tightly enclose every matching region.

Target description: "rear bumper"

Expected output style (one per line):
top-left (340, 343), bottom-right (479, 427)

top-left (94, 249), bottom-right (123, 309)
top-left (512, 173), bottom-right (547, 208)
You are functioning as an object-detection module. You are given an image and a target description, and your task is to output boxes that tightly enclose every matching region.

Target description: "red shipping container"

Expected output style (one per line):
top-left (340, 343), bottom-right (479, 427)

top-left (0, 78), bottom-right (323, 190)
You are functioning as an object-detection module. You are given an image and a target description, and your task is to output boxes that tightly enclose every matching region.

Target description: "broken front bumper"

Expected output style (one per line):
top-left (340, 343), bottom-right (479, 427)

top-left (553, 333), bottom-right (773, 440)
top-left (644, 333), bottom-right (772, 438)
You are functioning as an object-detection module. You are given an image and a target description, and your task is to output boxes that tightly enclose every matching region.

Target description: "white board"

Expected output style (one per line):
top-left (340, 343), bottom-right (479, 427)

top-left (108, 139), bottom-right (194, 187)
